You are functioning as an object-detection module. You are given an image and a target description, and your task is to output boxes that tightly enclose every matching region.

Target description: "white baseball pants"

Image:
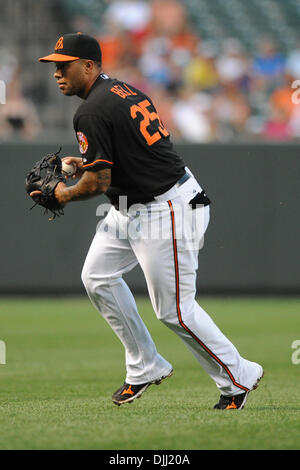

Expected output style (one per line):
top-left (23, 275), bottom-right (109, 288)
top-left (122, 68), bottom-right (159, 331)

top-left (81, 169), bottom-right (262, 396)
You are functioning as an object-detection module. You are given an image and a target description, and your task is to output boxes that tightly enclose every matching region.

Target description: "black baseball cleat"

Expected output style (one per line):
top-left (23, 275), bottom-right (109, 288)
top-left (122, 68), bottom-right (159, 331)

top-left (112, 369), bottom-right (173, 406)
top-left (214, 368), bottom-right (264, 410)
top-left (214, 392), bottom-right (249, 410)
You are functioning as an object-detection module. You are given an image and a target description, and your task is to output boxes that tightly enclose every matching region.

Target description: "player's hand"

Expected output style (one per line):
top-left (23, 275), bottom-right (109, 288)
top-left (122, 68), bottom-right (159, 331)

top-left (30, 182), bottom-right (67, 206)
top-left (62, 156), bottom-right (84, 179)
top-left (29, 190), bottom-right (42, 203)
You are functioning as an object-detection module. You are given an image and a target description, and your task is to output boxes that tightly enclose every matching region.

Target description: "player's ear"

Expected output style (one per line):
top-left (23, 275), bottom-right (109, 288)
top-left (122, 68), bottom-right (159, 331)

top-left (84, 60), bottom-right (94, 74)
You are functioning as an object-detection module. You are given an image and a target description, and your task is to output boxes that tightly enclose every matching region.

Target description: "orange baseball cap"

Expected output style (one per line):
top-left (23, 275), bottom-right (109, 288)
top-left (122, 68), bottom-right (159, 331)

top-left (39, 33), bottom-right (102, 63)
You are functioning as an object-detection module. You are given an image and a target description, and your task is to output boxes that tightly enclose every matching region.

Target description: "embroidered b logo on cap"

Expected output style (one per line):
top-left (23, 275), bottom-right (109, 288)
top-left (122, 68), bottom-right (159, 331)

top-left (55, 37), bottom-right (64, 50)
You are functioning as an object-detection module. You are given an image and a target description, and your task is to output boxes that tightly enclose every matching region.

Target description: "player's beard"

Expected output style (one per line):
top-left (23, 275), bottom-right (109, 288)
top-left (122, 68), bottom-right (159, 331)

top-left (60, 83), bottom-right (81, 97)
top-left (63, 88), bottom-right (76, 96)
top-left (60, 81), bottom-right (86, 98)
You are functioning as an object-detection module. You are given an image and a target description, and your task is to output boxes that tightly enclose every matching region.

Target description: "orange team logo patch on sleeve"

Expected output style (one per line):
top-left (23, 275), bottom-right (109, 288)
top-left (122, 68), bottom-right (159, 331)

top-left (77, 131), bottom-right (89, 154)
top-left (55, 37), bottom-right (64, 50)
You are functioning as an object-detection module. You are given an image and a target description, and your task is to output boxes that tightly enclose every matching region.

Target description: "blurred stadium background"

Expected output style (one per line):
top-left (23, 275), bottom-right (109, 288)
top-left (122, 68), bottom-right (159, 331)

top-left (2, 0), bottom-right (300, 142)
top-left (0, 0), bottom-right (300, 295)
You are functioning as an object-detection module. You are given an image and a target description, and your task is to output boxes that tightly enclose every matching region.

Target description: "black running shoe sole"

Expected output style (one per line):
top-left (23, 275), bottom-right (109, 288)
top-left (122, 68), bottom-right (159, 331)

top-left (112, 370), bottom-right (173, 406)
top-left (214, 367), bottom-right (264, 410)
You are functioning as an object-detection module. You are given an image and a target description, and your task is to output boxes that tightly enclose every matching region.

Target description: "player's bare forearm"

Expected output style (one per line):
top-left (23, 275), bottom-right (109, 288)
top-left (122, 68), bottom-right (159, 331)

top-left (55, 168), bottom-right (111, 205)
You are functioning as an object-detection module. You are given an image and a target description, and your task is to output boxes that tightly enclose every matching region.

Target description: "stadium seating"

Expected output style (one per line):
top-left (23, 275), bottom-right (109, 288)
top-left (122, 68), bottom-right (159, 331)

top-left (59, 0), bottom-right (300, 53)
top-left (1, 0), bottom-right (300, 138)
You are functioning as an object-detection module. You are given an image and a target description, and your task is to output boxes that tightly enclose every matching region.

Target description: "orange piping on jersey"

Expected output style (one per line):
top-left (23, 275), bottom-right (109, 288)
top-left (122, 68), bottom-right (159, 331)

top-left (82, 159), bottom-right (113, 168)
top-left (167, 200), bottom-right (249, 393)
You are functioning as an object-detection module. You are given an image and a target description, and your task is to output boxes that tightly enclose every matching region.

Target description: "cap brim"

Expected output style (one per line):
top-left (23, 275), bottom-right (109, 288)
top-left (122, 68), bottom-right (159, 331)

top-left (39, 53), bottom-right (80, 62)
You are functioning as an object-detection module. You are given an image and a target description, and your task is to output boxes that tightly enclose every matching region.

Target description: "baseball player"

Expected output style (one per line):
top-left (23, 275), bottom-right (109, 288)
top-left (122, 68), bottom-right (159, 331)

top-left (34, 33), bottom-right (263, 409)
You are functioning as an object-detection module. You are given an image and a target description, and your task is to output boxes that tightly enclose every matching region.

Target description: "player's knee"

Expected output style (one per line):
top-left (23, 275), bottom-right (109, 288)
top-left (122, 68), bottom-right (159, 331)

top-left (81, 265), bottom-right (117, 296)
top-left (156, 309), bottom-right (179, 327)
top-left (81, 264), bottom-right (100, 294)
top-left (81, 265), bottom-right (91, 292)
top-left (160, 317), bottom-right (185, 338)
top-left (153, 294), bottom-right (184, 323)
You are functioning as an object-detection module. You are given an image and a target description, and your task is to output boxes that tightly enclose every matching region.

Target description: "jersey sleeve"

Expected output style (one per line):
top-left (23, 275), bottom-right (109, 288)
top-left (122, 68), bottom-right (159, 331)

top-left (74, 114), bottom-right (114, 171)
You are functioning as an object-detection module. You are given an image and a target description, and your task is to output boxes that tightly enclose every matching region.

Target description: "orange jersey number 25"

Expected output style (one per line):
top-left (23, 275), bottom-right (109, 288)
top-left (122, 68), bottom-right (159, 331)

top-left (130, 99), bottom-right (169, 146)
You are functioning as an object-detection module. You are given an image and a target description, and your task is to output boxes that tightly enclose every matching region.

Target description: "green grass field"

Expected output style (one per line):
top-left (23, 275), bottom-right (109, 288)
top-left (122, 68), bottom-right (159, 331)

top-left (0, 296), bottom-right (299, 450)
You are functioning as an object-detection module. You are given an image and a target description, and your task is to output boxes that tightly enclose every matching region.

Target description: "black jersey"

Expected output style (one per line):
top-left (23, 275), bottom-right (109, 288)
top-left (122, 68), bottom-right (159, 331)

top-left (73, 74), bottom-right (186, 205)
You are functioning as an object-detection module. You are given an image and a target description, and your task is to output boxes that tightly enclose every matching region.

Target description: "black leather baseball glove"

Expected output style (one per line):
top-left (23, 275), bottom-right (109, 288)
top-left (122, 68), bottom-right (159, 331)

top-left (25, 148), bottom-right (66, 220)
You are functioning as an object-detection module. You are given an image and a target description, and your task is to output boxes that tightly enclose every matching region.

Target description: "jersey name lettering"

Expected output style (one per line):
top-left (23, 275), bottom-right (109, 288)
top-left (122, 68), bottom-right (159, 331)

top-left (110, 84), bottom-right (137, 99)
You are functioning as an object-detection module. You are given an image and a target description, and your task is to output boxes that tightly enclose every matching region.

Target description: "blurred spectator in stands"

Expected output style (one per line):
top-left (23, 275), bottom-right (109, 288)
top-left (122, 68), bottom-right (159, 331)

top-left (211, 80), bottom-right (250, 141)
top-left (183, 41), bottom-right (219, 92)
top-left (247, 74), bottom-right (270, 122)
top-left (288, 104), bottom-right (300, 140)
top-left (138, 36), bottom-right (172, 87)
top-left (252, 36), bottom-right (285, 86)
top-left (138, 0), bottom-right (199, 93)
top-left (216, 38), bottom-right (251, 93)
top-left (0, 75), bottom-right (41, 141)
top-left (269, 73), bottom-right (295, 121)
top-left (104, 0), bottom-right (151, 55)
top-left (150, 0), bottom-right (198, 51)
top-left (262, 72), bottom-right (299, 141)
top-left (97, 25), bottom-right (137, 75)
top-left (285, 41), bottom-right (300, 80)
top-left (245, 37), bottom-right (285, 131)
top-left (138, 36), bottom-right (183, 91)
top-left (0, 48), bottom-right (19, 87)
top-left (105, 0), bottom-right (151, 35)
top-left (262, 105), bottom-right (292, 141)
top-left (171, 87), bottom-right (214, 142)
